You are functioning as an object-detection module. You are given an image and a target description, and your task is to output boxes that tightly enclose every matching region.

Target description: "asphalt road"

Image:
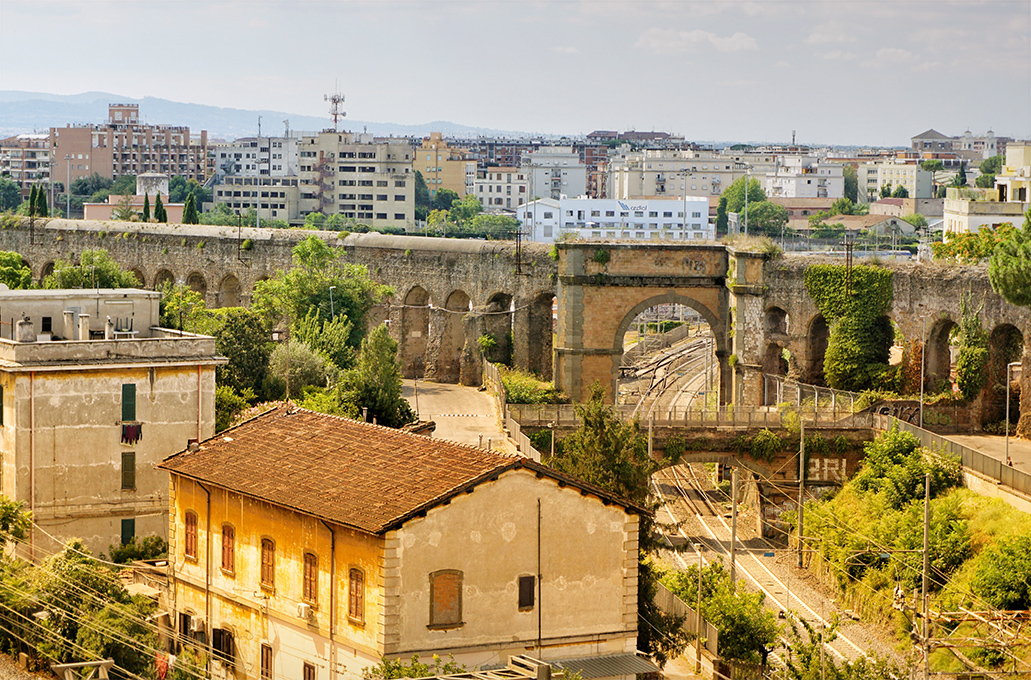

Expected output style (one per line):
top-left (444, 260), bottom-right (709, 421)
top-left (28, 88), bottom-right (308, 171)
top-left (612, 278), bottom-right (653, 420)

top-left (402, 379), bottom-right (506, 448)
top-left (949, 432), bottom-right (1031, 471)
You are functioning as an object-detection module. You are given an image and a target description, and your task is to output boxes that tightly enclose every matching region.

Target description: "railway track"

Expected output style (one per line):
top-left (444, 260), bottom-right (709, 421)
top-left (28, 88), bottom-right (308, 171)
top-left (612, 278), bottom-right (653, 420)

top-left (626, 334), bottom-right (715, 419)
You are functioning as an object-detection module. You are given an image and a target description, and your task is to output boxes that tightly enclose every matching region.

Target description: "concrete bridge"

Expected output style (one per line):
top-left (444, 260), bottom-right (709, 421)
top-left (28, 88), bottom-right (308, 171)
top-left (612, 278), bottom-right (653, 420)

top-left (3, 218), bottom-right (1028, 426)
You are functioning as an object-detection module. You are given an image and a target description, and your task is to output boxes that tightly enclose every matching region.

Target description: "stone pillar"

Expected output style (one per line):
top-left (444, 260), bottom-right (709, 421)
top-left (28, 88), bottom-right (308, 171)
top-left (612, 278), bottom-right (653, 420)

top-left (78, 314), bottom-right (90, 341)
top-left (511, 296), bottom-right (532, 373)
top-left (63, 310), bottom-right (76, 340)
top-left (717, 350), bottom-right (732, 406)
top-left (15, 318), bottom-right (35, 343)
top-left (460, 313), bottom-right (483, 386)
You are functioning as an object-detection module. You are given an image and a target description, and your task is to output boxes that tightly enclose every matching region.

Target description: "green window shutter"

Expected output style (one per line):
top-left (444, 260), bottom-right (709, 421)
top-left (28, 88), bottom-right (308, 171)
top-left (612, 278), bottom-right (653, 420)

top-left (121, 384), bottom-right (136, 422)
top-left (120, 518), bottom-right (135, 546)
top-left (121, 451), bottom-right (136, 490)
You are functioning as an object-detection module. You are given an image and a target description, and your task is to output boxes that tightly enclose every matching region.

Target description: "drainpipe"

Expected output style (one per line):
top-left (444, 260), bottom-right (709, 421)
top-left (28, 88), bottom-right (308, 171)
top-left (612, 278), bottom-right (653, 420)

top-left (320, 519), bottom-right (337, 680)
top-left (197, 481), bottom-right (212, 675)
top-left (29, 372), bottom-right (35, 561)
top-left (196, 366), bottom-right (202, 442)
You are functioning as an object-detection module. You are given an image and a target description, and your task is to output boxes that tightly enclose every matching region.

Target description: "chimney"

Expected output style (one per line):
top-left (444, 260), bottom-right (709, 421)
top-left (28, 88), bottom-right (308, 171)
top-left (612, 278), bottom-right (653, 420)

top-left (15, 317), bottom-right (35, 343)
top-left (78, 314), bottom-right (90, 341)
top-left (63, 310), bottom-right (76, 340)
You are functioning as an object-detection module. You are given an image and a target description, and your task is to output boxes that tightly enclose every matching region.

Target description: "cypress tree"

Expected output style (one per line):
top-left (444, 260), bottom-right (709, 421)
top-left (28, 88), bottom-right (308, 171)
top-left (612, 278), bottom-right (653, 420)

top-left (142, 193), bottom-right (151, 221)
top-left (35, 185), bottom-right (48, 217)
top-left (27, 185), bottom-right (37, 217)
top-left (182, 193), bottom-right (199, 224)
top-left (715, 196), bottom-right (728, 235)
top-left (154, 194), bottom-right (167, 223)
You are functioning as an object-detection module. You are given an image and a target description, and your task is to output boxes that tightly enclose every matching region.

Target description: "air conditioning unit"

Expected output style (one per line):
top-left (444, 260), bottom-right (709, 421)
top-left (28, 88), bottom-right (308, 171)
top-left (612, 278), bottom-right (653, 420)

top-left (297, 603), bottom-right (312, 620)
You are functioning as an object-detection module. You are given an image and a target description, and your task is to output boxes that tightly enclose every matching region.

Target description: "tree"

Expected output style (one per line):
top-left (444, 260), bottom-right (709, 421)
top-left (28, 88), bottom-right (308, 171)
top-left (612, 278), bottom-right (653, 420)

top-left (141, 193), bottom-right (150, 222)
top-left (427, 208), bottom-right (450, 235)
top-left (363, 654), bottom-right (465, 680)
top-left (111, 194), bottom-right (137, 221)
top-left (269, 339), bottom-right (337, 398)
top-left (976, 154), bottom-right (1003, 189)
top-left (154, 193), bottom-right (167, 222)
top-left (721, 175), bottom-right (765, 213)
top-left (952, 161), bottom-right (968, 188)
top-left (891, 184), bottom-right (909, 198)
top-left (70, 172), bottom-right (114, 198)
top-left (449, 194), bottom-right (482, 229)
top-left (715, 196), bottom-right (729, 235)
top-left (292, 307), bottom-right (355, 370)
top-left (182, 193), bottom-right (199, 224)
top-left (159, 283), bottom-right (217, 333)
top-left (830, 197), bottom-right (856, 216)
top-left (782, 616), bottom-right (899, 680)
top-left (0, 251), bottom-right (32, 289)
top-left (738, 201), bottom-right (788, 237)
top-left (214, 307), bottom-right (273, 397)
top-left (842, 164), bottom-right (858, 203)
top-left (333, 323), bottom-right (416, 428)
top-left (44, 249), bottom-right (140, 289)
top-left (34, 183), bottom-right (48, 216)
top-left (413, 171), bottom-right (431, 222)
top-left (27, 184), bottom-right (37, 218)
top-left (988, 208), bottom-right (1031, 307)
top-left (901, 213), bottom-right (927, 229)
top-left (215, 385), bottom-right (250, 432)
top-left (432, 188), bottom-right (459, 212)
top-left (0, 177), bottom-right (21, 211)
top-left (879, 183), bottom-right (892, 199)
top-left (168, 176), bottom-right (212, 206)
top-left (920, 159), bottom-right (945, 173)
top-left (0, 495), bottom-right (31, 546)
top-left (971, 534), bottom-right (1031, 610)
top-left (469, 212), bottom-right (519, 237)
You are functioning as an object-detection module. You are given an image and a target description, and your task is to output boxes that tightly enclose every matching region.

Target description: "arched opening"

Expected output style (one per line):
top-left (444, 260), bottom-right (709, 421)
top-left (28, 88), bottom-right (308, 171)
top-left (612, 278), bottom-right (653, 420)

top-left (154, 269), bottom-right (176, 290)
top-left (401, 286), bottom-right (430, 378)
top-left (764, 306), bottom-right (790, 337)
top-left (129, 268), bottom-right (145, 287)
top-left (218, 274), bottom-right (242, 308)
top-left (805, 314), bottom-right (829, 386)
top-left (527, 292), bottom-right (555, 377)
top-left (617, 300), bottom-right (717, 410)
top-left (437, 290), bottom-right (470, 383)
top-left (483, 293), bottom-right (514, 366)
top-left (986, 324), bottom-right (1024, 425)
top-left (40, 261), bottom-right (55, 284)
top-left (925, 317), bottom-right (957, 390)
top-left (186, 272), bottom-right (207, 299)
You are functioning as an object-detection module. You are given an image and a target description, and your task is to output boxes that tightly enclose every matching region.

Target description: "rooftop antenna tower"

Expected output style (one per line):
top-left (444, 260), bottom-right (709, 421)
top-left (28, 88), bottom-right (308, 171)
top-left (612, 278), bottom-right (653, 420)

top-left (792, 130), bottom-right (796, 147)
top-left (325, 85), bottom-right (346, 131)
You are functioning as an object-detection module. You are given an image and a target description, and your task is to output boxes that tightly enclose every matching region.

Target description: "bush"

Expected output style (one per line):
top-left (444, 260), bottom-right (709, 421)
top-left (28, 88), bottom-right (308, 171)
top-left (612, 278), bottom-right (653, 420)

top-left (108, 535), bottom-right (168, 564)
top-left (663, 435), bottom-right (685, 464)
top-left (971, 534), bottom-right (1031, 610)
top-left (215, 385), bottom-right (250, 433)
top-left (500, 367), bottom-right (570, 404)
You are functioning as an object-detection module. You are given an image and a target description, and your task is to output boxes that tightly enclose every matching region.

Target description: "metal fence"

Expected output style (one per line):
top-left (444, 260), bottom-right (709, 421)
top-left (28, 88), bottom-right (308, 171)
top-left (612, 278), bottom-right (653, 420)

top-left (654, 582), bottom-right (719, 655)
top-left (878, 416), bottom-right (1031, 498)
top-left (482, 362), bottom-right (543, 462)
top-left (763, 374), bottom-right (862, 413)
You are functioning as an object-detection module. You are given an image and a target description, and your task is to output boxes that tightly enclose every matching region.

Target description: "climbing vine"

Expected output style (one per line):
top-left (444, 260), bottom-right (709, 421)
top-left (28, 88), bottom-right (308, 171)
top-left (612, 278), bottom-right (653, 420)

top-left (955, 295), bottom-right (988, 401)
top-left (804, 264), bottom-right (895, 392)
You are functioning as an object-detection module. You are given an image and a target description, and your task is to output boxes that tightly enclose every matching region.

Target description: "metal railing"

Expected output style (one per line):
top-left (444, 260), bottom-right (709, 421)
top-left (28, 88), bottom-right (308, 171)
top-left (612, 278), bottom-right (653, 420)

top-left (654, 582), bottom-right (718, 655)
top-left (763, 374), bottom-right (862, 413)
top-left (482, 362), bottom-right (543, 462)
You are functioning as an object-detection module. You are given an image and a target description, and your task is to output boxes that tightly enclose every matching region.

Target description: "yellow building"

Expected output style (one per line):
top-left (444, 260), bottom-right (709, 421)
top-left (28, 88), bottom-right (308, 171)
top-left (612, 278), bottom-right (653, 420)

top-left (160, 406), bottom-right (644, 680)
top-left (414, 133), bottom-right (476, 198)
top-left (0, 289), bottom-right (220, 557)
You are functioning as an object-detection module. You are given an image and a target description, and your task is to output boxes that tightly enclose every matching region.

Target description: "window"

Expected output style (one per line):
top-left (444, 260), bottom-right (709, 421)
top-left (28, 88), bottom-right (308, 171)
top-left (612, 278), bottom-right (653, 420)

top-left (303, 662), bottom-right (316, 680)
top-left (260, 644), bottom-right (273, 680)
top-left (394, 213), bottom-right (405, 220)
top-left (221, 525), bottom-right (235, 573)
top-left (121, 452), bottom-right (135, 490)
top-left (518, 575), bottom-right (535, 610)
top-left (261, 539), bottom-right (275, 589)
top-left (429, 570), bottom-right (463, 628)
top-left (376, 194), bottom-right (387, 201)
top-left (121, 518), bottom-right (135, 546)
top-left (184, 512), bottom-right (197, 559)
top-left (543, 212), bottom-right (553, 219)
top-left (213, 628), bottom-right (234, 667)
top-left (303, 553), bottom-right (318, 604)
top-left (41, 316), bottom-right (52, 333)
top-left (394, 195), bottom-right (405, 201)
top-left (121, 384), bottom-right (136, 421)
top-left (348, 568), bottom-right (365, 623)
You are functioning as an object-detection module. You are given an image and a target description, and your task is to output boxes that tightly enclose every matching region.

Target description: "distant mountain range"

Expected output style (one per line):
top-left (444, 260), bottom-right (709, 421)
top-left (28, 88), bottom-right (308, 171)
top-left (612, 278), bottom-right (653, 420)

top-left (0, 91), bottom-right (528, 140)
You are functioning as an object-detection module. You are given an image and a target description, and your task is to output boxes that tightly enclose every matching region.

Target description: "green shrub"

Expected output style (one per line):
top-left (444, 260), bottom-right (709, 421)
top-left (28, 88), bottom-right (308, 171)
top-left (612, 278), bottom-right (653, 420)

top-left (663, 435), bottom-right (686, 464)
top-left (108, 535), bottom-right (168, 564)
top-left (748, 428), bottom-right (783, 462)
top-left (971, 534), bottom-right (1031, 610)
top-left (500, 367), bottom-right (570, 404)
top-left (477, 334), bottom-right (497, 353)
top-left (241, 238), bottom-right (253, 251)
top-left (592, 248), bottom-right (610, 264)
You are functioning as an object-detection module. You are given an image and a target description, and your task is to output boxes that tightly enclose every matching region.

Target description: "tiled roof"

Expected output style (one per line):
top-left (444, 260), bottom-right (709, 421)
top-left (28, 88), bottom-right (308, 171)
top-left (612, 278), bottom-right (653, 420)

top-left (160, 405), bottom-right (642, 534)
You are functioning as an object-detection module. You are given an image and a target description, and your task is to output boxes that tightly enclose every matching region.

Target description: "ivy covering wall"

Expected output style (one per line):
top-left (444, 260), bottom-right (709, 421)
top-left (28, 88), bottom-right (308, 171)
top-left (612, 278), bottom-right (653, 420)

top-left (804, 264), bottom-right (895, 391)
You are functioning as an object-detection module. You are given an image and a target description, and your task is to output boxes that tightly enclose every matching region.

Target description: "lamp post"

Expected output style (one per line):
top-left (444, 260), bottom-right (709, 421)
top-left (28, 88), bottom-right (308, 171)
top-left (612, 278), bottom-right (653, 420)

top-left (65, 154), bottom-right (71, 218)
top-left (694, 543), bottom-right (703, 674)
top-left (743, 165), bottom-right (751, 237)
top-left (919, 315), bottom-right (927, 429)
top-left (329, 285), bottom-right (336, 319)
top-left (1006, 361), bottom-right (1020, 466)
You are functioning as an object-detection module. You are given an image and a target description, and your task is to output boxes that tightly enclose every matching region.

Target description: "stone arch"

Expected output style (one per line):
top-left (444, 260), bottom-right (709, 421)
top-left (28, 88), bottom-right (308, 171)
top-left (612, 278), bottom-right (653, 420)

top-left (437, 290), bottom-right (471, 383)
top-left (186, 272), bottom-right (207, 299)
top-left (401, 285), bottom-right (431, 378)
top-left (527, 292), bottom-right (555, 377)
top-left (153, 269), bottom-right (176, 290)
top-left (483, 292), bottom-right (514, 366)
top-left (925, 317), bottom-right (957, 389)
top-left (39, 261), bottom-right (55, 284)
top-left (217, 274), bottom-right (242, 308)
top-left (804, 314), bottom-right (829, 385)
top-left (986, 324), bottom-right (1024, 424)
top-left (128, 267), bottom-right (145, 287)
top-left (761, 343), bottom-right (790, 405)
top-left (764, 306), bottom-right (790, 336)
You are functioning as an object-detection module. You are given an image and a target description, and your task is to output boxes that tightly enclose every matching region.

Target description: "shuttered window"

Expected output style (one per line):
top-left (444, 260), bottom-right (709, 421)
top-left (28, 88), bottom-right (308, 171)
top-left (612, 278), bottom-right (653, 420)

top-left (221, 525), bottom-right (235, 574)
top-left (303, 662), bottom-right (315, 680)
top-left (184, 512), bottom-right (197, 559)
top-left (121, 384), bottom-right (136, 422)
top-left (261, 538), bottom-right (275, 589)
top-left (518, 575), bottom-right (535, 610)
top-left (303, 553), bottom-right (317, 604)
top-left (260, 644), bottom-right (273, 680)
top-left (348, 568), bottom-right (364, 623)
top-left (429, 570), bottom-right (463, 628)
top-left (120, 518), bottom-right (135, 546)
top-left (121, 451), bottom-right (135, 490)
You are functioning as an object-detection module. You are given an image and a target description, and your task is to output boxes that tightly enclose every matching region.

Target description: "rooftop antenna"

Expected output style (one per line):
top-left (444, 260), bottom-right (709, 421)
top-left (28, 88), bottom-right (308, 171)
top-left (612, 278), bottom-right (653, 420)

top-left (792, 130), bottom-right (796, 147)
top-left (283, 119), bottom-right (290, 136)
top-left (324, 85), bottom-right (346, 131)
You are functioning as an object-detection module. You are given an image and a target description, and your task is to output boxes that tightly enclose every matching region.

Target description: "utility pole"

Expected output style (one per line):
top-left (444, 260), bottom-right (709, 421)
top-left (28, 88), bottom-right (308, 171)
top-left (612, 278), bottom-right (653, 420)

top-left (798, 414), bottom-right (805, 569)
top-left (256, 116), bottom-right (262, 230)
top-left (730, 467), bottom-right (738, 584)
top-left (694, 543), bottom-right (703, 675)
top-left (922, 472), bottom-right (930, 680)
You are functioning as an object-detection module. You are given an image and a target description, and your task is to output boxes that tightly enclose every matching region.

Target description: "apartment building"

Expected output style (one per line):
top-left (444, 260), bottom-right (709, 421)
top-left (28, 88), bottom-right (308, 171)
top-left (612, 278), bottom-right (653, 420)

top-left (213, 176), bottom-right (302, 222)
top-left (0, 134), bottom-right (51, 199)
top-left (0, 289), bottom-right (219, 557)
top-left (473, 166), bottom-right (529, 210)
top-left (524, 146), bottom-right (587, 200)
top-left (763, 156), bottom-right (844, 199)
top-left (297, 131), bottom-right (414, 228)
top-left (603, 148), bottom-right (778, 200)
top-left (856, 162), bottom-right (934, 202)
top-left (412, 133), bottom-right (476, 197)
top-left (943, 144), bottom-right (1031, 235)
top-left (49, 104), bottom-right (208, 188)
top-left (212, 134), bottom-right (304, 181)
top-left (516, 196), bottom-right (713, 243)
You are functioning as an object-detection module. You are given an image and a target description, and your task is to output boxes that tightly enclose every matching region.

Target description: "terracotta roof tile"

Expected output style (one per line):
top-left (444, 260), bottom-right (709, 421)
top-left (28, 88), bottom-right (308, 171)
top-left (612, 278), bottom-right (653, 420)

top-left (160, 405), bottom-right (642, 533)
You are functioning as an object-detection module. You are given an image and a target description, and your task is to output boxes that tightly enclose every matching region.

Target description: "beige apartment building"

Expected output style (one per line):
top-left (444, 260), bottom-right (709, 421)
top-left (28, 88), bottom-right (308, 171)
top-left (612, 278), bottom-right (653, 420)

top-left (213, 176), bottom-right (302, 222)
top-left (0, 134), bottom-right (51, 199)
top-left (474, 166), bottom-right (529, 210)
top-left (413, 132), bottom-right (476, 197)
top-left (49, 104), bottom-right (208, 188)
top-left (604, 148), bottom-right (778, 200)
top-left (0, 289), bottom-right (220, 557)
top-left (297, 131), bottom-right (414, 228)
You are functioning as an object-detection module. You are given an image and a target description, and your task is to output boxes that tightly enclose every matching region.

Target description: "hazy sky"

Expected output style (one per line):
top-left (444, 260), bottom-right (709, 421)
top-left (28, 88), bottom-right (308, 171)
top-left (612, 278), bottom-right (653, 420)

top-left (2, 0), bottom-right (1029, 146)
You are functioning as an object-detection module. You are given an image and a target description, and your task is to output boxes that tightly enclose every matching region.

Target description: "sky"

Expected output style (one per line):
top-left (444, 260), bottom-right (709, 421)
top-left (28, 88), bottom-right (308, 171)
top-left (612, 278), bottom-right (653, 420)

top-left (1, 0), bottom-right (1029, 147)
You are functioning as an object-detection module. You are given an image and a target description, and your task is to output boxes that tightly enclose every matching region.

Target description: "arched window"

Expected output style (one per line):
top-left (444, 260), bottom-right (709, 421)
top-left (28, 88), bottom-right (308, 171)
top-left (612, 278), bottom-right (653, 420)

top-left (348, 568), bottom-right (365, 624)
top-left (184, 511), bottom-right (197, 560)
top-left (429, 570), bottom-right (463, 628)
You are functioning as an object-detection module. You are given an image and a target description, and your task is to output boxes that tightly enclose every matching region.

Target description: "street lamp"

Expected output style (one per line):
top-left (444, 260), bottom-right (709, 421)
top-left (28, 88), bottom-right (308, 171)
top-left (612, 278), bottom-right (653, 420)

top-left (919, 315), bottom-right (927, 429)
top-left (65, 154), bottom-right (71, 218)
top-left (694, 542), bottom-right (703, 674)
top-left (1006, 361), bottom-right (1020, 466)
top-left (329, 285), bottom-right (336, 319)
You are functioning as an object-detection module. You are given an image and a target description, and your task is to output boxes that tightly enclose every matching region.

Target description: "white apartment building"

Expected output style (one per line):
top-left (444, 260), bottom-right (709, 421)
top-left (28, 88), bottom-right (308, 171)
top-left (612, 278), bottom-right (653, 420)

top-left (764, 156), bottom-right (844, 199)
top-left (524, 146), bottom-right (587, 200)
top-left (296, 131), bottom-right (414, 228)
top-left (473, 166), bottom-right (529, 210)
top-left (213, 176), bottom-right (302, 222)
top-left (212, 133), bottom-right (306, 181)
top-left (943, 144), bottom-right (1031, 236)
top-left (604, 148), bottom-right (780, 200)
top-left (857, 163), bottom-right (934, 202)
top-left (516, 197), bottom-right (713, 243)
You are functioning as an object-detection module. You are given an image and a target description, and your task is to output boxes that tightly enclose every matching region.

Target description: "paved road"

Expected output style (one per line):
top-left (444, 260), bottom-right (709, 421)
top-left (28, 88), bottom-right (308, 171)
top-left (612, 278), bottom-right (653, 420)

top-left (949, 432), bottom-right (1031, 471)
top-left (402, 379), bottom-right (506, 448)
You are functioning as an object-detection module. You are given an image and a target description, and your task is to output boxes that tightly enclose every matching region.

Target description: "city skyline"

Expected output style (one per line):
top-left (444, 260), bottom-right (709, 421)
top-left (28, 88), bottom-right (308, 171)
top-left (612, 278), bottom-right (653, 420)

top-left (1, 0), bottom-right (1029, 147)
